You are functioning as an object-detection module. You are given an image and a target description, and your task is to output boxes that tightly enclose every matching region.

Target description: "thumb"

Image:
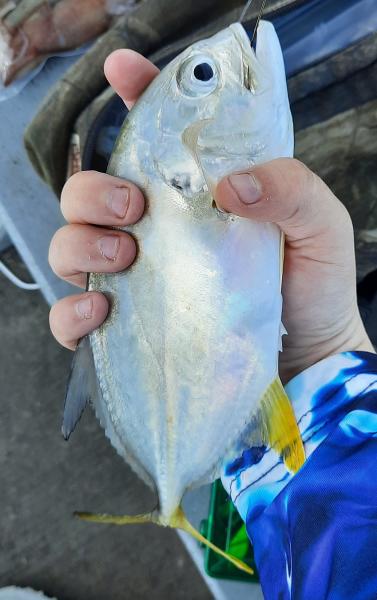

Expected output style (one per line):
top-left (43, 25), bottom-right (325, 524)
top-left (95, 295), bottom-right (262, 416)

top-left (215, 158), bottom-right (352, 246)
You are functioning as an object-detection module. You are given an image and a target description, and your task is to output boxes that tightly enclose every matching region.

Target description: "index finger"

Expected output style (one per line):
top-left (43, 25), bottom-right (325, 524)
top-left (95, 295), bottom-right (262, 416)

top-left (104, 49), bottom-right (160, 110)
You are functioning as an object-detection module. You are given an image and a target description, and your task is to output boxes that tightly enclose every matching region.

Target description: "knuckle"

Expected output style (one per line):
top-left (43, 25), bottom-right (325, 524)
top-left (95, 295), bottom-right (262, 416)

top-left (61, 170), bottom-right (98, 217)
top-left (290, 157), bottom-right (308, 172)
top-left (336, 200), bottom-right (353, 232)
top-left (48, 230), bottom-right (60, 268)
top-left (289, 160), bottom-right (326, 212)
top-left (49, 303), bottom-right (62, 339)
top-left (63, 169), bottom-right (95, 193)
top-left (61, 172), bottom-right (81, 207)
top-left (49, 299), bottom-right (78, 350)
top-left (48, 225), bottom-right (73, 274)
top-left (91, 292), bottom-right (110, 321)
top-left (264, 158), bottom-right (316, 204)
top-left (291, 158), bottom-right (317, 189)
top-left (48, 225), bottom-right (65, 253)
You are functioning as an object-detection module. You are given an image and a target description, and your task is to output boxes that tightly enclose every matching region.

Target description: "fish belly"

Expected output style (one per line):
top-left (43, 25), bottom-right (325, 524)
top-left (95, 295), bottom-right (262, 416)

top-left (90, 187), bottom-right (282, 519)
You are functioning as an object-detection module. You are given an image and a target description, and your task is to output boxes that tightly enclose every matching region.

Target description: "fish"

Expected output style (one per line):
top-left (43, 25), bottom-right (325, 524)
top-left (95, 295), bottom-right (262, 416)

top-left (63, 20), bottom-right (305, 574)
top-left (0, 0), bottom-right (139, 86)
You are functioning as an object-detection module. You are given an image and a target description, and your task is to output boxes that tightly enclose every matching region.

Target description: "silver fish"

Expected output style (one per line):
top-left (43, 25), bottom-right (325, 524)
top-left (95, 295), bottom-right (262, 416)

top-left (64, 20), bottom-right (305, 573)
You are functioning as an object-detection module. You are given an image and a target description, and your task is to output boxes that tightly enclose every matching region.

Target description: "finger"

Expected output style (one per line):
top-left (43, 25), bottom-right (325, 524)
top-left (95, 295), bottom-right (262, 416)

top-left (104, 49), bottom-right (159, 110)
top-left (49, 224), bottom-right (136, 287)
top-left (215, 158), bottom-right (353, 246)
top-left (61, 170), bottom-right (145, 226)
top-left (50, 292), bottom-right (108, 350)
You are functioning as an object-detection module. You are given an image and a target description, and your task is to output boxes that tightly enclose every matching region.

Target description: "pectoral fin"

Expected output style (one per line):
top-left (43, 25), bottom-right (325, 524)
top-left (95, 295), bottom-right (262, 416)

top-left (182, 120), bottom-right (216, 193)
top-left (259, 377), bottom-right (305, 472)
top-left (62, 335), bottom-right (97, 440)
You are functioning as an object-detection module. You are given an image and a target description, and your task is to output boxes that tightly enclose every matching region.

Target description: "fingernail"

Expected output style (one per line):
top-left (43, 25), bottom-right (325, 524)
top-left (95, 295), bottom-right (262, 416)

top-left (75, 296), bottom-right (92, 320)
top-left (108, 187), bottom-right (130, 218)
top-left (228, 173), bottom-right (262, 204)
top-left (98, 235), bottom-right (119, 260)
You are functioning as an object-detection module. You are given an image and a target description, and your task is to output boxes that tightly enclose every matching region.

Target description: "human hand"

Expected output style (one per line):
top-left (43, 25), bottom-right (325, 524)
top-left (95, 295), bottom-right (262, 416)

top-left (49, 50), bottom-right (158, 349)
top-left (215, 160), bottom-right (375, 382)
top-left (49, 52), bottom-right (374, 384)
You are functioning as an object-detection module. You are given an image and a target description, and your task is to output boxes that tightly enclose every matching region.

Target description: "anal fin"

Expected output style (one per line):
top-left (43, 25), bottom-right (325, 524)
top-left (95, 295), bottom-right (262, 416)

top-left (62, 335), bottom-right (97, 440)
top-left (75, 507), bottom-right (254, 576)
top-left (75, 511), bottom-right (157, 526)
top-left (259, 377), bottom-right (305, 472)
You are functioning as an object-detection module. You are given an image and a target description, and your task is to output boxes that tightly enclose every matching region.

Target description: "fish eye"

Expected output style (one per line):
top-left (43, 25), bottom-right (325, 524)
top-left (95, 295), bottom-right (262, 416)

top-left (177, 55), bottom-right (219, 97)
top-left (193, 62), bottom-right (214, 82)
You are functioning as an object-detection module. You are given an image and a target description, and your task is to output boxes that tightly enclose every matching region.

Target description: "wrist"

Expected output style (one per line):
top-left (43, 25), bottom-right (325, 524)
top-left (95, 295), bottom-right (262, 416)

top-left (280, 313), bottom-right (375, 383)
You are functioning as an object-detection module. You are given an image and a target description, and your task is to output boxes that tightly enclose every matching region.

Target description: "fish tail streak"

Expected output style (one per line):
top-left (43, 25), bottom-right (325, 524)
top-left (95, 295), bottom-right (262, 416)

top-left (170, 507), bottom-right (254, 576)
top-left (74, 511), bottom-right (157, 526)
top-left (76, 506), bottom-right (254, 576)
top-left (260, 377), bottom-right (306, 473)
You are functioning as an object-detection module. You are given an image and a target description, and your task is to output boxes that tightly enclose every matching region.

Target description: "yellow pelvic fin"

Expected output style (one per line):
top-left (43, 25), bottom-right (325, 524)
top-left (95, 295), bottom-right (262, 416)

top-left (75, 507), bottom-right (254, 576)
top-left (75, 511), bottom-right (158, 525)
top-left (260, 377), bottom-right (306, 473)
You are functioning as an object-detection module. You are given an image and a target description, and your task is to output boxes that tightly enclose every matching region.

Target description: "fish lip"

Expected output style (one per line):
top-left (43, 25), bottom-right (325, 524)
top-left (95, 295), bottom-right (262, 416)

top-left (228, 22), bottom-right (257, 92)
top-left (228, 22), bottom-right (256, 64)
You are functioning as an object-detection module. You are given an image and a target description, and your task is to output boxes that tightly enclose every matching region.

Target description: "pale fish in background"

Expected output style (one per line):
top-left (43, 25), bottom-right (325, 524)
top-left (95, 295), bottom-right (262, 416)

top-left (64, 20), bottom-right (305, 573)
top-left (0, 0), bottom-right (139, 85)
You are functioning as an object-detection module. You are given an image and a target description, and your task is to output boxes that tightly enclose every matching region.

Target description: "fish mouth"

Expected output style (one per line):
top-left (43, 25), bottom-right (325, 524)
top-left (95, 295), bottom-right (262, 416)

top-left (228, 23), bottom-right (256, 91)
top-left (229, 22), bottom-right (255, 59)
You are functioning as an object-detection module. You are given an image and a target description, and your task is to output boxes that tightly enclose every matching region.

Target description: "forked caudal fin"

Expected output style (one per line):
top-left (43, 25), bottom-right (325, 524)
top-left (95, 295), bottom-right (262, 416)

top-left (260, 377), bottom-right (306, 472)
top-left (76, 507), bottom-right (254, 575)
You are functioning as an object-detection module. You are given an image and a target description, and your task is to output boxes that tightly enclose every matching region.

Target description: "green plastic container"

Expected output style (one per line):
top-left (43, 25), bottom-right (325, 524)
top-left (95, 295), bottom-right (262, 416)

top-left (200, 480), bottom-right (259, 582)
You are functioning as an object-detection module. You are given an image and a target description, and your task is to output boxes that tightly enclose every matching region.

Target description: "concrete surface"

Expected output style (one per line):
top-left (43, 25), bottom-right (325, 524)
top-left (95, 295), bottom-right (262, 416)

top-left (0, 248), bottom-right (211, 600)
top-left (1, 247), bottom-right (375, 600)
top-left (0, 55), bottom-right (79, 306)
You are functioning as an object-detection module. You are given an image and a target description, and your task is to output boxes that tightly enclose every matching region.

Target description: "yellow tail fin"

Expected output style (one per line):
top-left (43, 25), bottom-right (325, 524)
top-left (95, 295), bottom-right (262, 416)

top-left (76, 507), bottom-right (254, 576)
top-left (260, 377), bottom-right (306, 472)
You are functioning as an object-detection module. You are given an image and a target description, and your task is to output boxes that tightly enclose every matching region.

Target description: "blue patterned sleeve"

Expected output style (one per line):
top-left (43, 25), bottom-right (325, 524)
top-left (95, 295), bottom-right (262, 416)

top-left (221, 351), bottom-right (377, 600)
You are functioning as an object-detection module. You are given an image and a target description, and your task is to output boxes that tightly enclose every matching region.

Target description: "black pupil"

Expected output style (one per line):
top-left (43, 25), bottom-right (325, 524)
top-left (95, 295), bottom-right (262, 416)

top-left (193, 62), bottom-right (214, 82)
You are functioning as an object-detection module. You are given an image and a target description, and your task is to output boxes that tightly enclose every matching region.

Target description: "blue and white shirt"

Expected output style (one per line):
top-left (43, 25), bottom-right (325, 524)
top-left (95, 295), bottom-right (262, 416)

top-left (222, 351), bottom-right (377, 600)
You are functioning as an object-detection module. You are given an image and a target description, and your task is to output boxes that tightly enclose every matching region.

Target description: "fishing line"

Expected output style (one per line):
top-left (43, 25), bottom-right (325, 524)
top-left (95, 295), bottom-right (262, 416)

top-left (238, 0), bottom-right (269, 44)
top-left (252, 0), bottom-right (268, 44)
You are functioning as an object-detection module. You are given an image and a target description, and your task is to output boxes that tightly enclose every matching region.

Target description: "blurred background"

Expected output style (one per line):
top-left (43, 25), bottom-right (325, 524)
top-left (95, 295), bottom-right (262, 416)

top-left (0, 1), bottom-right (376, 599)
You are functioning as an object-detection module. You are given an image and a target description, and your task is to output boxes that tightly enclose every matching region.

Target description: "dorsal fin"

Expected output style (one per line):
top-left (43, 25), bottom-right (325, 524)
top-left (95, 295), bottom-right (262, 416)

top-left (62, 336), bottom-right (97, 440)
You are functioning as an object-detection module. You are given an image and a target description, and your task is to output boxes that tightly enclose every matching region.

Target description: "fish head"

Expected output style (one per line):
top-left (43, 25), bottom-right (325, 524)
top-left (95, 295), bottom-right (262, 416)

top-left (186, 20), bottom-right (294, 192)
top-left (120, 21), bottom-right (293, 215)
